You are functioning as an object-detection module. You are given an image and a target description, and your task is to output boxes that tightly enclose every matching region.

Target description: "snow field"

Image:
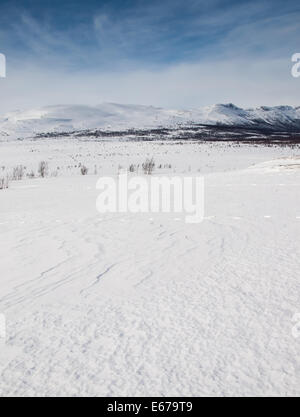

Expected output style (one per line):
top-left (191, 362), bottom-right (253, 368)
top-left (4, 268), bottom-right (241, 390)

top-left (0, 140), bottom-right (299, 396)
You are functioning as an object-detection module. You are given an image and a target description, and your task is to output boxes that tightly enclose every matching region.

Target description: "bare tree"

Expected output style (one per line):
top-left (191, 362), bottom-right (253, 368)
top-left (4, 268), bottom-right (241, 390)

top-left (142, 158), bottom-right (155, 175)
top-left (12, 165), bottom-right (25, 180)
top-left (38, 161), bottom-right (48, 178)
top-left (0, 176), bottom-right (9, 190)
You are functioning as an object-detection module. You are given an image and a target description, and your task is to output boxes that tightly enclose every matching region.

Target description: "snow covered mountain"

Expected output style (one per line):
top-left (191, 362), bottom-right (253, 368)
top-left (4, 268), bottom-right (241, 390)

top-left (1, 103), bottom-right (300, 140)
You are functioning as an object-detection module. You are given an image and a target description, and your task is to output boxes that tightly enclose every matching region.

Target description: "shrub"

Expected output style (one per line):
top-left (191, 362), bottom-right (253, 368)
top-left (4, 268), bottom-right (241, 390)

top-left (27, 170), bottom-right (35, 179)
top-left (12, 165), bottom-right (24, 180)
top-left (0, 176), bottom-right (9, 190)
top-left (142, 158), bottom-right (155, 175)
top-left (38, 161), bottom-right (48, 178)
top-left (80, 165), bottom-right (88, 175)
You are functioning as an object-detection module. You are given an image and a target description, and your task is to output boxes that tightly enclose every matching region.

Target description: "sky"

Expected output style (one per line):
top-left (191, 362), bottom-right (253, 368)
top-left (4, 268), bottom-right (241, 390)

top-left (0, 0), bottom-right (300, 113)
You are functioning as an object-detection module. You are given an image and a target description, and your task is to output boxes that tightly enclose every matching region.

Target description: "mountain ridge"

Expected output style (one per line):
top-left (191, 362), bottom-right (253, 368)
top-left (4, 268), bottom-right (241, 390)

top-left (1, 102), bottom-right (300, 141)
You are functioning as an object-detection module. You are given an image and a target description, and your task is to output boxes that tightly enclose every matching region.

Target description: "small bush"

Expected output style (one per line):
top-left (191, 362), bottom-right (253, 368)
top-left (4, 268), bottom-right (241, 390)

top-left (80, 165), bottom-right (88, 175)
top-left (12, 165), bottom-right (25, 180)
top-left (142, 158), bottom-right (155, 175)
top-left (38, 161), bottom-right (48, 178)
top-left (0, 176), bottom-right (9, 190)
top-left (27, 170), bottom-right (35, 179)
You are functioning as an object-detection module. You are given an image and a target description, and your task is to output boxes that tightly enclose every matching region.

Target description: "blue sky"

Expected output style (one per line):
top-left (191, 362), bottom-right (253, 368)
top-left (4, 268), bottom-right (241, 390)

top-left (0, 0), bottom-right (300, 112)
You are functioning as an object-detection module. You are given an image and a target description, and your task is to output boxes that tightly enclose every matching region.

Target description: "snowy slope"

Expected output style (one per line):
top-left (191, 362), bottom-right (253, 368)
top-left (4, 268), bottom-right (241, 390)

top-left (0, 142), bottom-right (299, 396)
top-left (1, 103), bottom-right (300, 140)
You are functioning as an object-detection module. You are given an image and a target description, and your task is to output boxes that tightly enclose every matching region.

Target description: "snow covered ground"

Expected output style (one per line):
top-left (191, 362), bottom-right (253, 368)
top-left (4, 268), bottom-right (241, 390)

top-left (0, 138), bottom-right (300, 396)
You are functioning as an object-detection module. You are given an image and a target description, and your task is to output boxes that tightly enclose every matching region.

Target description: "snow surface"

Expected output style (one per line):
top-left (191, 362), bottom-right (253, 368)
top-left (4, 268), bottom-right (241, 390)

top-left (1, 103), bottom-right (300, 140)
top-left (0, 138), bottom-right (300, 396)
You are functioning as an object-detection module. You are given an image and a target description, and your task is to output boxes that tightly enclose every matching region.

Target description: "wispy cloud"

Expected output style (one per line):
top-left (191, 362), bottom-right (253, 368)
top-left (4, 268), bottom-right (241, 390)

top-left (0, 0), bottom-right (299, 112)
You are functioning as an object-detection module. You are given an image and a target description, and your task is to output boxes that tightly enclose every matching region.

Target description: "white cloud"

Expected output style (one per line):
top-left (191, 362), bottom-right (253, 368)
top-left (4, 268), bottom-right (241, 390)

top-left (0, 55), bottom-right (299, 114)
top-left (0, 2), bottom-right (300, 113)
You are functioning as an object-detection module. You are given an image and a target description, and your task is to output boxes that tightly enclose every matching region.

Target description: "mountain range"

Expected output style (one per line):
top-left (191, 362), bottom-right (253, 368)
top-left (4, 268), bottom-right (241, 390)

top-left (1, 103), bottom-right (300, 141)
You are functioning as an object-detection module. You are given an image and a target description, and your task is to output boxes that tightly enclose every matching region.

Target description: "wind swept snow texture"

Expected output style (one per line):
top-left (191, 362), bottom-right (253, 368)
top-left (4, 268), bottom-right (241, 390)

top-left (0, 139), bottom-right (300, 396)
top-left (1, 103), bottom-right (300, 141)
